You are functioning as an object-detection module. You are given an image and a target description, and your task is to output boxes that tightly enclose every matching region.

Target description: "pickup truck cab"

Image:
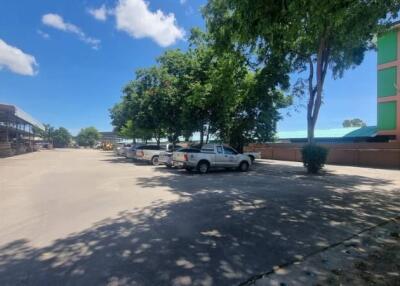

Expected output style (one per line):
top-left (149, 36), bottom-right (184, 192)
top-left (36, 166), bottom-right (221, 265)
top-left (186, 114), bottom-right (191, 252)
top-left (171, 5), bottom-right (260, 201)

top-left (172, 144), bottom-right (252, 174)
top-left (135, 145), bottom-right (165, 165)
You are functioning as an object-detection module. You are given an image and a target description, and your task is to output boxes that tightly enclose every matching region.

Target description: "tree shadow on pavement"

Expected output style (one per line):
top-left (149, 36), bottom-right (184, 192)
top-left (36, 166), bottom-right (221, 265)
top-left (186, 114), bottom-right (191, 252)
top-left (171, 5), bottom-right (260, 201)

top-left (1, 162), bottom-right (399, 286)
top-left (100, 153), bottom-right (151, 166)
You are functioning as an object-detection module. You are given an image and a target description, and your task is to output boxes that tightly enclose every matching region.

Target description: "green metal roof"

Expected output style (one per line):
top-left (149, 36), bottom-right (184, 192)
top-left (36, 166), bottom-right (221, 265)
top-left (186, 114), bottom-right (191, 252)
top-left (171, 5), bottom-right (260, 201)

top-left (277, 126), bottom-right (378, 139)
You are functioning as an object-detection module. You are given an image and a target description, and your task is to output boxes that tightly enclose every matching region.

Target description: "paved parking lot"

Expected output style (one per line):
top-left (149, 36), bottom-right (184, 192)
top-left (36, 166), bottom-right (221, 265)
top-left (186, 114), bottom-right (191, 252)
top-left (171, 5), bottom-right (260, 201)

top-left (0, 149), bottom-right (399, 285)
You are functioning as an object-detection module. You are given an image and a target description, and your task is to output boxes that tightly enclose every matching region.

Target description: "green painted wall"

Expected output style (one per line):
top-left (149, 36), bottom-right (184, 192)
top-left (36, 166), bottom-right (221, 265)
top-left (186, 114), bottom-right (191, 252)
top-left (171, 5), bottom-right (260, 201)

top-left (378, 30), bottom-right (397, 64)
top-left (378, 101), bottom-right (397, 130)
top-left (378, 67), bottom-right (397, 97)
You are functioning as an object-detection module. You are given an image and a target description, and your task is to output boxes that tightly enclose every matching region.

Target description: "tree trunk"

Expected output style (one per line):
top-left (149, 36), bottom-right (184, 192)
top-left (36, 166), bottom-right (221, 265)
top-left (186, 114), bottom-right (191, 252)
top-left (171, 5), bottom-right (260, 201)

top-left (205, 125), bottom-right (210, 144)
top-left (307, 119), bottom-right (315, 143)
top-left (199, 127), bottom-right (204, 147)
top-left (307, 38), bottom-right (329, 144)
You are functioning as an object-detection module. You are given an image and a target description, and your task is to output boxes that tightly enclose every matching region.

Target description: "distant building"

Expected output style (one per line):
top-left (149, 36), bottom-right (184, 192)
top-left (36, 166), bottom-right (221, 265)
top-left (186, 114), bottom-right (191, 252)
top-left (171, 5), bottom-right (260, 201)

top-left (377, 23), bottom-right (400, 140)
top-left (277, 126), bottom-right (378, 143)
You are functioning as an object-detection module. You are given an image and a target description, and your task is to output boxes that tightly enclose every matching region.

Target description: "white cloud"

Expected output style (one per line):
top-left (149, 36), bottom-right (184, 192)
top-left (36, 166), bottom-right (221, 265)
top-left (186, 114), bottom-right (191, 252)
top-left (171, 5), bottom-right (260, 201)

top-left (37, 29), bottom-right (50, 39)
top-left (0, 39), bottom-right (38, 76)
top-left (180, 0), bottom-right (187, 4)
top-left (114, 0), bottom-right (185, 47)
top-left (88, 5), bottom-right (108, 21)
top-left (42, 13), bottom-right (100, 49)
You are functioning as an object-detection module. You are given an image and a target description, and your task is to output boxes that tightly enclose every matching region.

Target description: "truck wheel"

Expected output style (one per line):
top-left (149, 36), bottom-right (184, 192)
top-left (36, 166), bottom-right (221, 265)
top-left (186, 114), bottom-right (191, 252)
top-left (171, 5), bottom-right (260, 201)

top-left (151, 156), bottom-right (160, 166)
top-left (197, 162), bottom-right (209, 174)
top-left (239, 161), bottom-right (249, 172)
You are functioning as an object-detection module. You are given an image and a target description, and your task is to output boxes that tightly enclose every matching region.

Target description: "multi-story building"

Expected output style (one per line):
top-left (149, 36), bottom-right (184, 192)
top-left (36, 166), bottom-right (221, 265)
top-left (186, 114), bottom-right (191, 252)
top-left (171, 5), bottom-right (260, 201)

top-left (377, 24), bottom-right (400, 140)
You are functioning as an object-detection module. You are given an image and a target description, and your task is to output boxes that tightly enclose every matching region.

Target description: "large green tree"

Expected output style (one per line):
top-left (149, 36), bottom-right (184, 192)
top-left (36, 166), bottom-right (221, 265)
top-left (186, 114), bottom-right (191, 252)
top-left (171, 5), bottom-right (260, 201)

top-left (128, 67), bottom-right (169, 146)
top-left (76, 127), bottom-right (101, 147)
top-left (157, 50), bottom-right (192, 144)
top-left (52, 127), bottom-right (72, 148)
top-left (204, 0), bottom-right (400, 143)
top-left (110, 28), bottom-right (291, 150)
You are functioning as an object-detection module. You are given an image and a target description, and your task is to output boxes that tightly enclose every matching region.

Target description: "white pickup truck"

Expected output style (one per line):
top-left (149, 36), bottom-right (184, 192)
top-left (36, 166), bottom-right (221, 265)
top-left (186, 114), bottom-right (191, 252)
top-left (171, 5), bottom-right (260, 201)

top-left (172, 144), bottom-right (253, 173)
top-left (135, 145), bottom-right (165, 165)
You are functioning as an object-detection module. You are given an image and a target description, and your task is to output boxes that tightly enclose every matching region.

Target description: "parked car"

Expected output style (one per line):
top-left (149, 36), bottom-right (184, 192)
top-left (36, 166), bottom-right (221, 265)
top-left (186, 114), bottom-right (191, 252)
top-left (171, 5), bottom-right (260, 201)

top-left (158, 144), bottom-right (185, 167)
top-left (126, 144), bottom-right (144, 159)
top-left (135, 145), bottom-right (166, 165)
top-left (115, 144), bottom-right (126, 156)
top-left (119, 144), bottom-right (132, 157)
top-left (172, 144), bottom-right (252, 174)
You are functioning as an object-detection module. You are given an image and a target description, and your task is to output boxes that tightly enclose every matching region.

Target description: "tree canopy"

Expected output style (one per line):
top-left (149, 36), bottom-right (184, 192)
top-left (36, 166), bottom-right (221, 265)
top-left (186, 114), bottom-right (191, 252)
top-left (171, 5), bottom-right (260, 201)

top-left (204, 0), bottom-right (400, 142)
top-left (110, 29), bottom-right (291, 151)
top-left (343, 118), bottom-right (366, 128)
top-left (76, 127), bottom-right (101, 147)
top-left (34, 124), bottom-right (72, 148)
top-left (52, 127), bottom-right (72, 148)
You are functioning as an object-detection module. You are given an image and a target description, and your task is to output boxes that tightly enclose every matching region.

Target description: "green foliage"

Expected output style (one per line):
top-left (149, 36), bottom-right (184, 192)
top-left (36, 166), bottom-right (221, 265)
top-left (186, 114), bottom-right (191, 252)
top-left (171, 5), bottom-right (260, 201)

top-left (343, 119), bottom-right (366, 128)
top-left (301, 144), bottom-right (329, 174)
top-left (204, 0), bottom-right (400, 143)
top-left (34, 124), bottom-right (71, 148)
top-left (110, 28), bottom-right (291, 148)
top-left (52, 127), bottom-right (72, 148)
top-left (39, 124), bottom-right (55, 142)
top-left (76, 127), bottom-right (101, 147)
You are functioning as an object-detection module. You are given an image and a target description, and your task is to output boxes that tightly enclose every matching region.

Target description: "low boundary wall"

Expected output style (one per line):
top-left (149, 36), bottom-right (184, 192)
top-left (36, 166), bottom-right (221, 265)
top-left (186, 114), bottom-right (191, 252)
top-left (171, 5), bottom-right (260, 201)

top-left (244, 142), bottom-right (400, 169)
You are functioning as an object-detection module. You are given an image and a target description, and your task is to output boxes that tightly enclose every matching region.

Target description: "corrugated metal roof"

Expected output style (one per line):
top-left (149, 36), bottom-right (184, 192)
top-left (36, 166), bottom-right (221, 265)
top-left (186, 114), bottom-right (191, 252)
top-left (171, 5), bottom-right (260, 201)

top-left (277, 126), bottom-right (377, 139)
top-left (0, 103), bottom-right (45, 131)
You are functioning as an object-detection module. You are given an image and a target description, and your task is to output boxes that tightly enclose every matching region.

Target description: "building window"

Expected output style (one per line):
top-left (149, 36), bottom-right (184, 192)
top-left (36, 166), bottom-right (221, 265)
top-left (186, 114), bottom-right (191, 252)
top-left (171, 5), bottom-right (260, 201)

top-left (378, 30), bottom-right (398, 65)
top-left (378, 66), bottom-right (397, 97)
top-left (378, 101), bottom-right (397, 131)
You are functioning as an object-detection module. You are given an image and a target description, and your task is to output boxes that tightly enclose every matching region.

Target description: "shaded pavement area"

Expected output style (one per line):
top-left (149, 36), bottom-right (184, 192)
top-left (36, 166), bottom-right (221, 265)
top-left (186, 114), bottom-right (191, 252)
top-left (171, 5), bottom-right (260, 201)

top-left (0, 150), bottom-right (399, 285)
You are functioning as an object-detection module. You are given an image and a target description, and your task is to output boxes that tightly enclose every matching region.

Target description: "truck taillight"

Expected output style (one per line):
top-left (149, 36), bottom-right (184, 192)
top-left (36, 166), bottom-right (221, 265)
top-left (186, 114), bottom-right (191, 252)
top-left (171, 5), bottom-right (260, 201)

top-left (184, 154), bottom-right (188, 161)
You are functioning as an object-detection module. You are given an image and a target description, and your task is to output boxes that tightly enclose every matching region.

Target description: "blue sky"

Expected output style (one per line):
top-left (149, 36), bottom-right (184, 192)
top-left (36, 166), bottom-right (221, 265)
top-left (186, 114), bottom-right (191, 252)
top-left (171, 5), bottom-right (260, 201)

top-left (0, 0), bottom-right (378, 135)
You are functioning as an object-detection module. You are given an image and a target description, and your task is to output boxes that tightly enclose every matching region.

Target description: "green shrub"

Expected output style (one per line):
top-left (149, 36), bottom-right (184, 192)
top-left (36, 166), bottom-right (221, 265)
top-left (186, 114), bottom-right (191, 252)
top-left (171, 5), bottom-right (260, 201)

top-left (301, 144), bottom-right (329, 174)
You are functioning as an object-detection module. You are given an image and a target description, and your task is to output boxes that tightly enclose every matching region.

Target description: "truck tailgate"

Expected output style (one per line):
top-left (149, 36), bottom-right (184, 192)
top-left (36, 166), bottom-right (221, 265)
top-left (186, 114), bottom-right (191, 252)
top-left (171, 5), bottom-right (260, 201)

top-left (173, 152), bottom-right (186, 162)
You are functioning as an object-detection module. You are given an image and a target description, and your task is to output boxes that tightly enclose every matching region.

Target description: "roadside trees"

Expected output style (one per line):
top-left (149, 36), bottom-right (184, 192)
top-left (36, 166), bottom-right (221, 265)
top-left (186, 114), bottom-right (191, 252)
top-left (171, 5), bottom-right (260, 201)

top-left (52, 127), bottom-right (72, 148)
top-left (76, 127), bottom-right (101, 147)
top-left (343, 119), bottom-right (366, 128)
top-left (110, 27), bottom-right (292, 150)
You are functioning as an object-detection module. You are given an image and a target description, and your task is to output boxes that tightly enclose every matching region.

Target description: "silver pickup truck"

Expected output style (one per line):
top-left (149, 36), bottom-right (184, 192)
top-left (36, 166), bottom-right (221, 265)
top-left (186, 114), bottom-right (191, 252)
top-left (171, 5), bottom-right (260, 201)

top-left (172, 144), bottom-right (252, 173)
top-left (135, 145), bottom-right (165, 165)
